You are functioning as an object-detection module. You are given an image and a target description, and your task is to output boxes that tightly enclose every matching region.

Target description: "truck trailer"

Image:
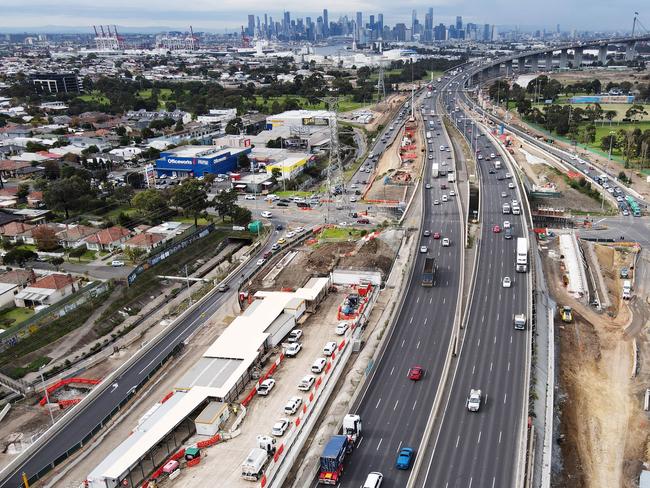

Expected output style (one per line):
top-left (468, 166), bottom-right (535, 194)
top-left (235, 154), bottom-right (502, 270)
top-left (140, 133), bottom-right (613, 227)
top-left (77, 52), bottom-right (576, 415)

top-left (318, 435), bottom-right (350, 485)
top-left (431, 163), bottom-right (439, 178)
top-left (516, 237), bottom-right (528, 272)
top-left (422, 257), bottom-right (436, 287)
top-left (241, 448), bottom-right (268, 481)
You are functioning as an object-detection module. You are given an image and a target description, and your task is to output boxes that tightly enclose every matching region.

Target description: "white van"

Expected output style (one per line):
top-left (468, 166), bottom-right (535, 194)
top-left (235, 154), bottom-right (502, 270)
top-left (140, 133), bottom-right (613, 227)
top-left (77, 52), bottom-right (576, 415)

top-left (622, 280), bottom-right (632, 300)
top-left (363, 472), bottom-right (384, 488)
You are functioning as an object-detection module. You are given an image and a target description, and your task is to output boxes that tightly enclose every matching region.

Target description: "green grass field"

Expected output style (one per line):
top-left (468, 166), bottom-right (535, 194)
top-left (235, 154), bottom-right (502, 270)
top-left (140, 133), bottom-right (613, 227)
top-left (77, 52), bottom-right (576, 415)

top-left (77, 91), bottom-right (110, 105)
top-left (253, 95), bottom-right (368, 113)
top-left (320, 227), bottom-right (363, 240)
top-left (0, 307), bottom-right (34, 327)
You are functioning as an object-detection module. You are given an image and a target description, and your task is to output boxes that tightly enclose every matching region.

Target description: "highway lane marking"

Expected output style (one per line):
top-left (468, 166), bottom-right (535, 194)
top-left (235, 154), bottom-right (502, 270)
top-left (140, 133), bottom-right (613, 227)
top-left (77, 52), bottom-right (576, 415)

top-left (456, 435), bottom-right (460, 448)
top-left (394, 400), bottom-right (399, 411)
top-left (499, 431), bottom-right (502, 444)
top-left (504, 393), bottom-right (507, 404)
top-left (510, 335), bottom-right (513, 344)
top-left (472, 365), bottom-right (475, 375)
top-left (401, 339), bottom-right (405, 348)
top-left (424, 317), bottom-right (428, 325)
top-left (477, 338), bottom-right (481, 347)
top-left (469, 477), bottom-right (473, 488)
top-left (490, 362), bottom-right (493, 372)
top-left (413, 400), bottom-right (417, 411)
top-left (416, 296), bottom-right (420, 304)
top-left (499, 292), bottom-right (502, 301)
top-left (430, 297), bottom-right (433, 304)
top-left (492, 477), bottom-right (496, 488)
top-left (377, 438), bottom-right (383, 450)
top-left (390, 366), bottom-right (395, 376)
top-left (443, 297), bottom-right (446, 304)
top-left (410, 316), bottom-right (414, 324)
top-left (417, 340), bottom-right (421, 349)
top-left (484, 295), bottom-right (487, 303)
top-left (358, 436), bottom-right (364, 448)
top-left (496, 312), bottom-right (499, 321)
top-left (376, 398), bottom-right (381, 409)
top-left (478, 431), bottom-right (482, 443)
top-left (508, 361), bottom-right (510, 372)
top-left (494, 335), bottom-right (497, 344)
top-left (481, 315), bottom-right (485, 323)
top-left (398, 440), bottom-right (403, 451)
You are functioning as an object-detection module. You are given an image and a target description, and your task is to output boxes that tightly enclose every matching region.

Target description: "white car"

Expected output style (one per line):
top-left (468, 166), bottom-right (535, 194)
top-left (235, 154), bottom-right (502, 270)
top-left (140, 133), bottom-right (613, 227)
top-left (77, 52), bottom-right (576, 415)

top-left (261, 211), bottom-right (273, 218)
top-left (294, 226), bottom-right (304, 233)
top-left (442, 238), bottom-right (450, 247)
top-left (311, 358), bottom-right (327, 374)
top-left (256, 258), bottom-right (266, 267)
top-left (503, 221), bottom-right (511, 229)
top-left (449, 190), bottom-right (455, 196)
top-left (287, 329), bottom-right (303, 343)
top-left (502, 276), bottom-right (512, 288)
top-left (257, 378), bottom-right (276, 396)
top-left (284, 396), bottom-right (303, 415)
top-left (271, 418), bottom-right (290, 437)
top-left (508, 182), bottom-right (515, 189)
top-left (433, 200), bottom-right (440, 205)
top-left (335, 322), bottom-right (349, 335)
top-left (442, 195), bottom-right (448, 202)
top-left (466, 388), bottom-right (482, 412)
top-left (420, 245), bottom-right (428, 253)
top-left (285, 342), bottom-right (302, 357)
top-left (350, 196), bottom-right (358, 202)
top-left (286, 231), bottom-right (296, 238)
top-left (363, 472), bottom-right (384, 488)
top-left (298, 375), bottom-right (316, 391)
top-left (425, 183), bottom-right (432, 189)
top-left (111, 260), bottom-right (125, 267)
top-left (244, 194), bottom-right (256, 200)
top-left (501, 191), bottom-right (507, 198)
top-left (323, 341), bottom-right (337, 356)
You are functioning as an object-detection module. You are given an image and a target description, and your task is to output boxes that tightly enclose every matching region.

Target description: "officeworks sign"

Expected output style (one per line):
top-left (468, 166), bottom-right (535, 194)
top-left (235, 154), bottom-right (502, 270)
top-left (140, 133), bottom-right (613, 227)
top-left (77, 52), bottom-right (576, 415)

top-left (166, 157), bottom-right (193, 165)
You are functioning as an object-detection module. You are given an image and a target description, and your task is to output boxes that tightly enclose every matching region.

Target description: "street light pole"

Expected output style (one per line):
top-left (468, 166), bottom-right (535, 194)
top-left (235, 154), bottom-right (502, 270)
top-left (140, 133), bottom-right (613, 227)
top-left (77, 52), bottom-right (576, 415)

top-left (39, 366), bottom-right (54, 427)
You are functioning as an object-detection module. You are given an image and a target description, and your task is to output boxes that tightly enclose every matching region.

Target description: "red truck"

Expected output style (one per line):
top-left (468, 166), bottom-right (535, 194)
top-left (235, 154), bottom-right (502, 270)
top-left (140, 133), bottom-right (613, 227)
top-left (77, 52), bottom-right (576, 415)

top-left (318, 435), bottom-right (350, 485)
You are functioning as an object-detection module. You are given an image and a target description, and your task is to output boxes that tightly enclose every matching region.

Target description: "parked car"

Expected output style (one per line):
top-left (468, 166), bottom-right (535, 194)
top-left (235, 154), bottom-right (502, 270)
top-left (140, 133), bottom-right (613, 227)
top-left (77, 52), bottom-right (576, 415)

top-left (257, 379), bottom-right (276, 396)
top-left (284, 396), bottom-right (303, 415)
top-left (298, 375), bottom-right (316, 391)
top-left (111, 260), bottom-right (125, 267)
top-left (261, 211), bottom-right (273, 218)
top-left (285, 343), bottom-right (302, 357)
top-left (311, 358), bottom-right (327, 374)
top-left (323, 341), bottom-right (337, 356)
top-left (287, 329), bottom-right (303, 343)
top-left (271, 418), bottom-right (290, 437)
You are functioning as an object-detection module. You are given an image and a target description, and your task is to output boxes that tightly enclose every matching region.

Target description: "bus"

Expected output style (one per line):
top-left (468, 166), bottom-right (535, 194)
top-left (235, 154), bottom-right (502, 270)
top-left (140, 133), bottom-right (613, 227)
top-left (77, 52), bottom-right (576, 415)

top-left (625, 195), bottom-right (641, 217)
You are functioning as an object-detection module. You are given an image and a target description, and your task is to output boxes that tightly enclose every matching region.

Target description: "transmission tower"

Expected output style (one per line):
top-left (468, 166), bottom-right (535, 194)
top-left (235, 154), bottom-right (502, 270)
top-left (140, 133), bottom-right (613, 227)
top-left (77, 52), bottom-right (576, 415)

top-left (321, 97), bottom-right (347, 224)
top-left (377, 62), bottom-right (386, 103)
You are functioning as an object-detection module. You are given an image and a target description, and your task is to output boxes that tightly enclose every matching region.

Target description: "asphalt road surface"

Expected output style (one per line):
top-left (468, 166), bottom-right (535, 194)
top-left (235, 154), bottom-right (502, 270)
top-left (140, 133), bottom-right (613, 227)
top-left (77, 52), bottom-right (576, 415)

top-left (412, 72), bottom-right (529, 488)
top-left (309, 80), bottom-right (464, 487)
top-left (0, 237), bottom-right (276, 488)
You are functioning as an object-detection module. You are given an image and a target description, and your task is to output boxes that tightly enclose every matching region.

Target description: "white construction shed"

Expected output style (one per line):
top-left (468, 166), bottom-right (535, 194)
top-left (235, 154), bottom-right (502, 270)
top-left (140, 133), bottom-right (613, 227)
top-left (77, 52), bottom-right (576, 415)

top-left (194, 401), bottom-right (229, 436)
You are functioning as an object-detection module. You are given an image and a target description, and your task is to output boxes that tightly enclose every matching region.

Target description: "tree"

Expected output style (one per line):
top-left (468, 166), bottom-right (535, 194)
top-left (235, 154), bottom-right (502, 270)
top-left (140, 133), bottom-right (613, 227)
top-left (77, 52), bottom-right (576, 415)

top-left (32, 225), bottom-right (60, 251)
top-left (132, 189), bottom-right (170, 224)
top-left (43, 176), bottom-right (93, 219)
top-left (625, 104), bottom-right (648, 122)
top-left (112, 185), bottom-right (134, 203)
top-left (230, 205), bottom-right (252, 225)
top-left (202, 173), bottom-right (216, 186)
top-left (50, 256), bottom-right (64, 270)
top-left (600, 134), bottom-right (618, 152)
top-left (68, 245), bottom-right (87, 262)
top-left (174, 119), bottom-right (184, 131)
top-left (125, 172), bottom-right (146, 189)
top-left (582, 125), bottom-right (596, 145)
top-left (212, 189), bottom-right (238, 220)
top-left (171, 179), bottom-right (208, 226)
top-left (271, 168), bottom-right (282, 181)
top-left (604, 110), bottom-right (617, 125)
top-left (43, 160), bottom-right (60, 180)
top-left (123, 246), bottom-right (146, 263)
top-left (238, 152), bottom-right (251, 170)
top-left (3, 248), bottom-right (36, 266)
top-left (225, 117), bottom-right (243, 135)
top-left (15, 183), bottom-right (30, 201)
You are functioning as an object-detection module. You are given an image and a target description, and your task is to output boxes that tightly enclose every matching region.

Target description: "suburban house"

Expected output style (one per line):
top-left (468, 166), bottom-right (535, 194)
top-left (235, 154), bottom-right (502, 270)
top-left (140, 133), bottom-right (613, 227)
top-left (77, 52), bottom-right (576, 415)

top-left (0, 283), bottom-right (18, 311)
top-left (0, 269), bottom-right (37, 288)
top-left (0, 160), bottom-right (31, 179)
top-left (21, 223), bottom-right (66, 246)
top-left (0, 221), bottom-right (34, 244)
top-left (14, 273), bottom-right (76, 308)
top-left (27, 191), bottom-right (44, 208)
top-left (56, 224), bottom-right (98, 249)
top-left (122, 232), bottom-right (165, 252)
top-left (84, 226), bottom-right (131, 251)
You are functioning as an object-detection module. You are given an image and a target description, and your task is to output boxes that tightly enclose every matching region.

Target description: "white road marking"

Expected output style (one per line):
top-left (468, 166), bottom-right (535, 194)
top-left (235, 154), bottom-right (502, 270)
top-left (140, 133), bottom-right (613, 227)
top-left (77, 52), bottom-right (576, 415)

top-left (376, 398), bottom-right (381, 409)
top-left (377, 438), bottom-right (383, 450)
top-left (510, 335), bottom-right (513, 344)
top-left (430, 297), bottom-right (433, 304)
top-left (413, 400), bottom-right (417, 411)
top-left (492, 477), bottom-right (496, 488)
top-left (417, 340), bottom-right (421, 349)
top-left (507, 361), bottom-right (510, 372)
top-left (472, 365), bottom-right (475, 375)
top-left (469, 477), bottom-right (473, 488)
top-left (496, 312), bottom-right (500, 321)
top-left (478, 431), bottom-right (482, 443)
top-left (499, 431), bottom-right (502, 444)
top-left (390, 366), bottom-right (395, 376)
top-left (424, 317), bottom-right (428, 325)
top-left (402, 339), bottom-right (405, 347)
top-left (490, 362), bottom-right (493, 372)
top-left (416, 296), bottom-right (420, 304)
top-left (481, 315), bottom-right (485, 323)
top-left (477, 338), bottom-right (481, 347)
top-left (443, 297), bottom-right (446, 304)
top-left (456, 435), bottom-right (460, 448)
top-left (494, 335), bottom-right (497, 344)
top-left (394, 400), bottom-right (399, 411)
top-left (504, 393), bottom-right (507, 404)
top-left (410, 316), bottom-right (414, 324)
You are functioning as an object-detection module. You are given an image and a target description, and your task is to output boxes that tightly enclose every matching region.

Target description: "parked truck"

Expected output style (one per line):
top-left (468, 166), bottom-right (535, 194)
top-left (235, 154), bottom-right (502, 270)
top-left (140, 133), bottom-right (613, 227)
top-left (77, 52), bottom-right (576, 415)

top-left (516, 237), bottom-right (528, 272)
top-left (422, 257), bottom-right (436, 287)
top-left (318, 435), bottom-right (351, 485)
top-left (241, 448), bottom-right (268, 481)
top-left (432, 163), bottom-right (439, 178)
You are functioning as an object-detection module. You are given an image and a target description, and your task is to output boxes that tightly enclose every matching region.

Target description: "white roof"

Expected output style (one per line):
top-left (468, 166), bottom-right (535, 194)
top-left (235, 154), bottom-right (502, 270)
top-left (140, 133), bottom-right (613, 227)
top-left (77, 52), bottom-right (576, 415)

top-left (294, 277), bottom-right (330, 301)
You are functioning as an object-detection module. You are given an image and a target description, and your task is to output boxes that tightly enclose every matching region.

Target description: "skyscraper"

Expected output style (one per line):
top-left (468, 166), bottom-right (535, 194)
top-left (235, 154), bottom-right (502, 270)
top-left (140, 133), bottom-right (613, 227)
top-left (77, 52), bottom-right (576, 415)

top-left (424, 8), bottom-right (433, 41)
top-left (283, 11), bottom-right (291, 35)
top-left (323, 9), bottom-right (329, 37)
top-left (356, 11), bottom-right (363, 40)
top-left (377, 14), bottom-right (384, 38)
top-left (247, 15), bottom-right (255, 37)
top-left (456, 16), bottom-right (463, 31)
top-left (411, 10), bottom-right (417, 35)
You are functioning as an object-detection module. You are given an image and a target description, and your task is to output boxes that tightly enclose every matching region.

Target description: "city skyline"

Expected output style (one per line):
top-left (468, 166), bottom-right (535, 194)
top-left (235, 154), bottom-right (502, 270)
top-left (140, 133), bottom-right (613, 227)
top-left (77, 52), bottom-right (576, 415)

top-left (0, 0), bottom-right (645, 32)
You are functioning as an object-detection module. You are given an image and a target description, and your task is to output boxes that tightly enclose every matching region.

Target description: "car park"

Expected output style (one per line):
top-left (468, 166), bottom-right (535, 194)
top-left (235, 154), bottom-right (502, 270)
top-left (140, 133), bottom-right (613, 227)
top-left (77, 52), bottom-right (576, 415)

top-left (285, 343), bottom-right (302, 357)
top-left (311, 358), bottom-right (327, 374)
top-left (271, 419), bottom-right (290, 437)
top-left (298, 375), bottom-right (316, 391)
top-left (284, 396), bottom-right (302, 415)
top-left (502, 276), bottom-right (512, 288)
top-left (257, 379), bottom-right (276, 396)
top-left (323, 342), bottom-right (337, 356)
top-left (420, 245), bottom-right (428, 253)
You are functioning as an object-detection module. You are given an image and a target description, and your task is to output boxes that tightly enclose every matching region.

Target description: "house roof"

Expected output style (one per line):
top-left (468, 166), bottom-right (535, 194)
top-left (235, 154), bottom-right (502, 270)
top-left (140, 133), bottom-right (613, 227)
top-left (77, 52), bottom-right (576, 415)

top-left (0, 269), bottom-right (36, 286)
top-left (31, 273), bottom-right (74, 290)
top-left (56, 224), bottom-right (97, 242)
top-left (124, 232), bottom-right (165, 247)
top-left (0, 221), bottom-right (34, 237)
top-left (27, 191), bottom-right (43, 201)
top-left (0, 160), bottom-right (30, 171)
top-left (85, 226), bottom-right (131, 245)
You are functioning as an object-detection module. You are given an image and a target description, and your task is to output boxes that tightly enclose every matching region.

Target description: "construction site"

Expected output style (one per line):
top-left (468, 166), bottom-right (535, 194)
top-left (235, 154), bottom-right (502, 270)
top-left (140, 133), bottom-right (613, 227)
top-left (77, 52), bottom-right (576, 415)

top-left (539, 231), bottom-right (650, 488)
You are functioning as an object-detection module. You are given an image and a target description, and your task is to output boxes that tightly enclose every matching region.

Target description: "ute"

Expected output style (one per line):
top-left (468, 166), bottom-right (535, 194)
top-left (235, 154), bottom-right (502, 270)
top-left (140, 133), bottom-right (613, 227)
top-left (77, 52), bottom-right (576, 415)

top-left (466, 389), bottom-right (482, 412)
top-left (560, 306), bottom-right (573, 323)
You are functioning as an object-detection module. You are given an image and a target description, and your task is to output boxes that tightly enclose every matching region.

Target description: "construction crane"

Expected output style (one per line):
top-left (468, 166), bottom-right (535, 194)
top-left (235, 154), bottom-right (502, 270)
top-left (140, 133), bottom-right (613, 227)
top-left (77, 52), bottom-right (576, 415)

top-left (241, 26), bottom-right (251, 48)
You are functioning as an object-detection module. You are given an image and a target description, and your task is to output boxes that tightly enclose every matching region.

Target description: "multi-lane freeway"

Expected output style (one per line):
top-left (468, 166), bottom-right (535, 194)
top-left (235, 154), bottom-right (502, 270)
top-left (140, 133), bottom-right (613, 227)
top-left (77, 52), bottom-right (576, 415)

top-left (413, 72), bottom-right (530, 488)
top-left (308, 79), bottom-right (464, 487)
top-left (0, 238), bottom-right (277, 488)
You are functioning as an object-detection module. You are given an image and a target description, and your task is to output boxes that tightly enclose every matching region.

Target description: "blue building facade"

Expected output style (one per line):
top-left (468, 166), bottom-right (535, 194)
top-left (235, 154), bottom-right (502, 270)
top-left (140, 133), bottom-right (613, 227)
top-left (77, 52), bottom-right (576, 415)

top-left (154, 146), bottom-right (251, 177)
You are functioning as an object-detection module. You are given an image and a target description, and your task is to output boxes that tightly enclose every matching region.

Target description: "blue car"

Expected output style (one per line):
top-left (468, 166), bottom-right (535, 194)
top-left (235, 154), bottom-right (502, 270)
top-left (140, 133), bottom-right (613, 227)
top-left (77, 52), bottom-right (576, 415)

top-left (395, 447), bottom-right (414, 470)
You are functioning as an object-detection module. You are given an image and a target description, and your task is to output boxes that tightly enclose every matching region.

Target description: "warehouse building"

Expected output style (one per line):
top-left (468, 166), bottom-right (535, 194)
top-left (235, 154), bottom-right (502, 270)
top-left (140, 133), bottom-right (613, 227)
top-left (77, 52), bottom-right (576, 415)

top-left (249, 147), bottom-right (313, 181)
top-left (29, 73), bottom-right (81, 94)
top-left (154, 144), bottom-right (251, 178)
top-left (265, 109), bottom-right (334, 130)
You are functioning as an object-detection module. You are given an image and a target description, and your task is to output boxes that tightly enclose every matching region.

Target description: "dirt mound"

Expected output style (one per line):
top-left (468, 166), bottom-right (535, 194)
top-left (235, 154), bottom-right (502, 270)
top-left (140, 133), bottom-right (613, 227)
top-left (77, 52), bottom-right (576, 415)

top-left (339, 238), bottom-right (394, 277)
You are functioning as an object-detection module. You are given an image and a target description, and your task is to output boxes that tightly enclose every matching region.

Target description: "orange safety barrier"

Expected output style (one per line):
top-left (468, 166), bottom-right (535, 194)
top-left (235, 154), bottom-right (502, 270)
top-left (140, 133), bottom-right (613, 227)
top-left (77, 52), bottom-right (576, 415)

top-left (309, 392), bottom-right (314, 402)
top-left (197, 433), bottom-right (221, 448)
top-left (315, 377), bottom-right (322, 388)
top-left (160, 391), bottom-right (174, 403)
top-left (295, 417), bottom-right (301, 427)
top-left (170, 448), bottom-right (185, 461)
top-left (331, 351), bottom-right (336, 361)
top-left (273, 443), bottom-right (285, 462)
top-left (325, 362), bottom-right (332, 374)
top-left (338, 340), bottom-right (346, 351)
top-left (39, 377), bottom-right (101, 406)
top-left (187, 457), bottom-right (201, 467)
top-left (58, 398), bottom-right (81, 409)
top-left (261, 474), bottom-right (267, 487)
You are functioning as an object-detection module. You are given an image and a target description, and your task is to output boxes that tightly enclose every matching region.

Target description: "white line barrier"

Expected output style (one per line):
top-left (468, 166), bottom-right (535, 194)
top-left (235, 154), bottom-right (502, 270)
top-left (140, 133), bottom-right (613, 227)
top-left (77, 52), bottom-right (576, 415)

top-left (0, 404), bottom-right (10, 424)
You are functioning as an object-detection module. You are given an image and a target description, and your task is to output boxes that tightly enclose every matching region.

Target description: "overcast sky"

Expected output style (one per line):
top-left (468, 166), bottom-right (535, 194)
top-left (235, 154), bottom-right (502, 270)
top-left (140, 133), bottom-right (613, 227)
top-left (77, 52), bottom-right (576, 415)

top-left (0, 0), bottom-right (643, 32)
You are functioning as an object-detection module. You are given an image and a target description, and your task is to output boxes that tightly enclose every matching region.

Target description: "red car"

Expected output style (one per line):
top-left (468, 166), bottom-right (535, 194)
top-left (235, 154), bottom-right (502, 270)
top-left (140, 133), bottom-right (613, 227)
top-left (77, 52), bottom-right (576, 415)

top-left (492, 225), bottom-right (501, 233)
top-left (433, 232), bottom-right (441, 240)
top-left (357, 218), bottom-right (370, 224)
top-left (263, 251), bottom-right (273, 259)
top-left (408, 366), bottom-right (424, 381)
